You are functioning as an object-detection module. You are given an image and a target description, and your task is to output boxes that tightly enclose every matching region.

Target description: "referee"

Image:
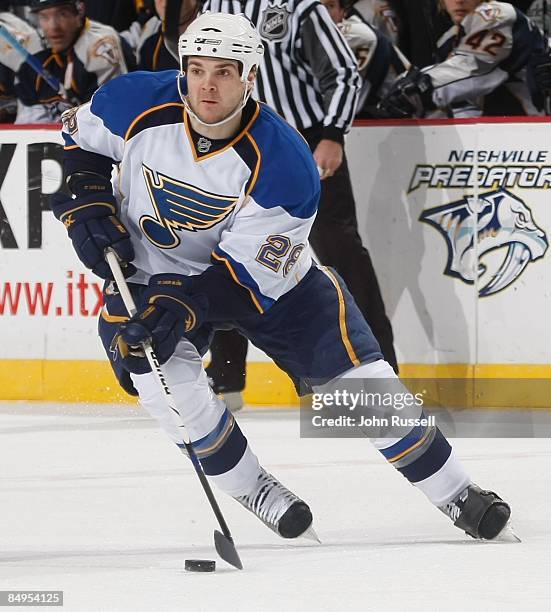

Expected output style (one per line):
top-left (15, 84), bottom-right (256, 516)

top-left (202, 0), bottom-right (398, 405)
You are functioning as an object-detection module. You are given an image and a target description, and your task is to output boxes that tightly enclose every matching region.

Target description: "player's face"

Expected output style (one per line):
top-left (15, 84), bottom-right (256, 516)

top-left (186, 57), bottom-right (249, 125)
top-left (321, 0), bottom-right (345, 24)
top-left (37, 5), bottom-right (83, 53)
top-left (442, 0), bottom-right (482, 24)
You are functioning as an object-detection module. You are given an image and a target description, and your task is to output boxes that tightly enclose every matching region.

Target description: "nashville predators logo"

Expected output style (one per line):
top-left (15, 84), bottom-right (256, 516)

top-left (90, 36), bottom-right (120, 66)
top-left (476, 4), bottom-right (501, 22)
top-left (420, 188), bottom-right (548, 297)
top-left (140, 165), bottom-right (238, 248)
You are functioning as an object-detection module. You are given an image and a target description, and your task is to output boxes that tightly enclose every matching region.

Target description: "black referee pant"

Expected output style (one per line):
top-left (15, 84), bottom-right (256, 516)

top-left (207, 124), bottom-right (398, 392)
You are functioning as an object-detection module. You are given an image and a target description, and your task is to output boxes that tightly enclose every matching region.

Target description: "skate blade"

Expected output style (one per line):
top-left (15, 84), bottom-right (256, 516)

top-left (300, 525), bottom-right (321, 543)
top-left (496, 523), bottom-right (521, 543)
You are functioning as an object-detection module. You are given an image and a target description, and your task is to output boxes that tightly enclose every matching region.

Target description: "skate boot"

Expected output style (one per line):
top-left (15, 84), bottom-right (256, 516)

top-left (235, 468), bottom-right (313, 538)
top-left (440, 483), bottom-right (511, 540)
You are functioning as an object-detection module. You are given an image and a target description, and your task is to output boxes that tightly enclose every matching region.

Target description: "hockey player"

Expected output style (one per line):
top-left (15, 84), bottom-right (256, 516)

top-left (51, 12), bottom-right (512, 542)
top-left (14, 0), bottom-right (136, 124)
top-left (380, 0), bottom-right (546, 117)
top-left (0, 1), bottom-right (43, 121)
top-left (321, 0), bottom-right (410, 116)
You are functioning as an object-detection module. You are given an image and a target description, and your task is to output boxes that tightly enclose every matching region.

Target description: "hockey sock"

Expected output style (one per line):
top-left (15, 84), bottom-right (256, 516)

top-left (130, 339), bottom-right (262, 497)
top-left (340, 359), bottom-right (471, 506)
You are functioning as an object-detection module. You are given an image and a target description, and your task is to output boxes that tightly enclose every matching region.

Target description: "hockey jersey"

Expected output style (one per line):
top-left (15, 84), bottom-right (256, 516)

top-left (352, 0), bottom-right (399, 45)
top-left (0, 11), bottom-right (42, 112)
top-left (338, 14), bottom-right (409, 115)
top-left (15, 18), bottom-right (136, 124)
top-left (424, 1), bottom-right (546, 116)
top-left (62, 70), bottom-right (320, 313)
top-left (0, 11), bottom-right (43, 73)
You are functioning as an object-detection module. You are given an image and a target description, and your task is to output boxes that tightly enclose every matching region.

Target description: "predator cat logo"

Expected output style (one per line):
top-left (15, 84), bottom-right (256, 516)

top-left (420, 188), bottom-right (548, 297)
top-left (90, 36), bottom-right (120, 65)
top-left (476, 4), bottom-right (501, 21)
top-left (141, 166), bottom-right (237, 248)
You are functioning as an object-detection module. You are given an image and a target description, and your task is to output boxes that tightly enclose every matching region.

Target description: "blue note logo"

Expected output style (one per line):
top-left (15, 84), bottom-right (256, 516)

top-left (140, 165), bottom-right (237, 248)
top-left (420, 188), bottom-right (548, 297)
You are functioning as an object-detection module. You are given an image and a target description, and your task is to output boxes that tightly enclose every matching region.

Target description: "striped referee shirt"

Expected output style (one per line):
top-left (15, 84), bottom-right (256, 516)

top-left (202, 0), bottom-right (361, 140)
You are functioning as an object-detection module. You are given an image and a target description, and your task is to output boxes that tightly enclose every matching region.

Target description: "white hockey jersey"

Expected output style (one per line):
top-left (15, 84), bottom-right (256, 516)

top-left (62, 71), bottom-right (320, 313)
top-left (338, 14), bottom-right (409, 112)
top-left (424, 1), bottom-right (545, 116)
top-left (0, 11), bottom-right (42, 115)
top-left (0, 11), bottom-right (43, 73)
top-left (352, 0), bottom-right (399, 45)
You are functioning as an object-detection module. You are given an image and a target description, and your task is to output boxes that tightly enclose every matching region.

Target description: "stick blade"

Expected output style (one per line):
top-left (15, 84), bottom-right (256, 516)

top-left (214, 530), bottom-right (243, 570)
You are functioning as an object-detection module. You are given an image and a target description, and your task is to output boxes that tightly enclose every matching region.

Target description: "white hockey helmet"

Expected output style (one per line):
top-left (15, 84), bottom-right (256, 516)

top-left (178, 12), bottom-right (264, 83)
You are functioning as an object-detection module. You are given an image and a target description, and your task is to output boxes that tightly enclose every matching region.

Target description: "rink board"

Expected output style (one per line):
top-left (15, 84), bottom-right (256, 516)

top-left (0, 120), bottom-right (550, 406)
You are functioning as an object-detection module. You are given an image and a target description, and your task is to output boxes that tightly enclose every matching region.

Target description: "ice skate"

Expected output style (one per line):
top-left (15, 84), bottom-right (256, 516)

top-left (235, 468), bottom-right (314, 539)
top-left (440, 483), bottom-right (511, 540)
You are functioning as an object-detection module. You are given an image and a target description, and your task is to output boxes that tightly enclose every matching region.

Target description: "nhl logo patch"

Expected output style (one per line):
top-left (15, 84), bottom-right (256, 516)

top-left (260, 4), bottom-right (291, 41)
top-left (197, 137), bottom-right (212, 153)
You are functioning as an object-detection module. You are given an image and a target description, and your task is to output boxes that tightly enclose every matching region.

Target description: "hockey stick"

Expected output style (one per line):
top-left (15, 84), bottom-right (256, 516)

top-left (0, 24), bottom-right (66, 96)
top-left (105, 248), bottom-right (243, 570)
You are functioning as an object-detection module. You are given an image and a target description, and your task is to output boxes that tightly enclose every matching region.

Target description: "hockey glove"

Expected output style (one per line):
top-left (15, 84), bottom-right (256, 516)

top-left (117, 274), bottom-right (208, 373)
top-left (378, 68), bottom-right (434, 118)
top-left (51, 191), bottom-right (136, 280)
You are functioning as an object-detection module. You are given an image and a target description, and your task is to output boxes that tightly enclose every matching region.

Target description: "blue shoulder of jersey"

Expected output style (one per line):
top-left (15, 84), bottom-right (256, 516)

top-left (89, 70), bottom-right (182, 139)
top-left (248, 104), bottom-right (320, 220)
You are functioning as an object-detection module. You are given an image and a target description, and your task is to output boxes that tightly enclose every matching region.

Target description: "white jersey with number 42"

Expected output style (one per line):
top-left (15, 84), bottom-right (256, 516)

top-left (424, 1), bottom-right (544, 116)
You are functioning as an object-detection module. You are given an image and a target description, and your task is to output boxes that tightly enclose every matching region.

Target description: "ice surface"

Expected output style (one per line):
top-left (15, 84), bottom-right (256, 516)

top-left (1, 403), bottom-right (550, 612)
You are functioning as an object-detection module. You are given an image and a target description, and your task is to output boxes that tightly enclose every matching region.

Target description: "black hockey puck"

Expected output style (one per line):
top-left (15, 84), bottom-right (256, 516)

top-left (184, 559), bottom-right (216, 572)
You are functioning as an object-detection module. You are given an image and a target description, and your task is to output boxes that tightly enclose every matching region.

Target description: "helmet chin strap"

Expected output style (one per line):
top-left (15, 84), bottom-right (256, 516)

top-left (177, 73), bottom-right (253, 129)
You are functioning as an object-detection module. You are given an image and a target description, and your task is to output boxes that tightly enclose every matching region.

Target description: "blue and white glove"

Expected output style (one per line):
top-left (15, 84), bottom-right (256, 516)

top-left (51, 191), bottom-right (136, 280)
top-left (117, 274), bottom-right (208, 373)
